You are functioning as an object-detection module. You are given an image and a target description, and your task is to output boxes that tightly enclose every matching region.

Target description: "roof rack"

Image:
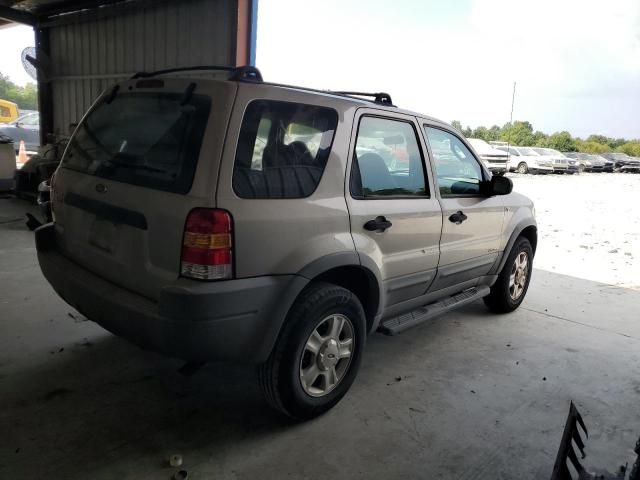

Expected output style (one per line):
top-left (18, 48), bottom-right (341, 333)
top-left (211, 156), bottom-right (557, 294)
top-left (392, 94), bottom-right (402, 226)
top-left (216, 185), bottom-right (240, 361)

top-left (331, 91), bottom-right (394, 106)
top-left (130, 65), bottom-right (263, 82)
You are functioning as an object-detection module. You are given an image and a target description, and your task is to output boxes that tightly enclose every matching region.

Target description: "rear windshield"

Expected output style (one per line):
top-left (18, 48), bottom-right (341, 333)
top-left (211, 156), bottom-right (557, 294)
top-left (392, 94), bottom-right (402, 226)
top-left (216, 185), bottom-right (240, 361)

top-left (233, 100), bottom-right (338, 199)
top-left (61, 92), bottom-right (211, 194)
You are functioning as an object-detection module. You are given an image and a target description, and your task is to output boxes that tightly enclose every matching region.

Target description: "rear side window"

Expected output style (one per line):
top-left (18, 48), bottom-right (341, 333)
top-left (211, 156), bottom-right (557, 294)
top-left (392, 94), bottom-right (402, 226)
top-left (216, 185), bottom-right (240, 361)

top-left (233, 100), bottom-right (338, 199)
top-left (62, 92), bottom-right (211, 194)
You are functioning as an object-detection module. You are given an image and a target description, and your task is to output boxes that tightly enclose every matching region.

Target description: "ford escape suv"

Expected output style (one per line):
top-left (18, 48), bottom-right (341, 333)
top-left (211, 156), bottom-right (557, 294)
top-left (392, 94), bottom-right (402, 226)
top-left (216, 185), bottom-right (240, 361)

top-left (36, 66), bottom-right (537, 420)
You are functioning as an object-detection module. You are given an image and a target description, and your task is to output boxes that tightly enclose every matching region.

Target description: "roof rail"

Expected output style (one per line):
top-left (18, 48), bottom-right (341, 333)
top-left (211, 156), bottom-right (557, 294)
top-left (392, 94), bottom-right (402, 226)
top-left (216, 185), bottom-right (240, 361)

top-left (130, 65), bottom-right (263, 82)
top-left (331, 91), bottom-right (394, 106)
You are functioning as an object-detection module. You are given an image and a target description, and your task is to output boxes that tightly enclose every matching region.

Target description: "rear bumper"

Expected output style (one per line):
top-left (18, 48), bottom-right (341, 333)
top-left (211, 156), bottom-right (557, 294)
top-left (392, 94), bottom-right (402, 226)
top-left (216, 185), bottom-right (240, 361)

top-left (36, 224), bottom-right (306, 363)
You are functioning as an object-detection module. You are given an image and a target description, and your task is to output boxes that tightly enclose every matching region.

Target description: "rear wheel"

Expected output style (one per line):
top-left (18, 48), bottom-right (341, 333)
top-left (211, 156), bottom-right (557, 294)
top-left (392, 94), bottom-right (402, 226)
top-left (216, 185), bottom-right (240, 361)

top-left (517, 162), bottom-right (529, 174)
top-left (258, 282), bottom-right (366, 420)
top-left (484, 237), bottom-right (533, 313)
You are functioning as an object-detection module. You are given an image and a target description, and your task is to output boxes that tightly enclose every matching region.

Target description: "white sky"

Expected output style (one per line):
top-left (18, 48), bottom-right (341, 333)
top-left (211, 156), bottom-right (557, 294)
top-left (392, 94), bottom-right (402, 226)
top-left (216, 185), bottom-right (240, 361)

top-left (1, 1), bottom-right (638, 138)
top-left (0, 25), bottom-right (35, 86)
top-left (257, 0), bottom-right (640, 139)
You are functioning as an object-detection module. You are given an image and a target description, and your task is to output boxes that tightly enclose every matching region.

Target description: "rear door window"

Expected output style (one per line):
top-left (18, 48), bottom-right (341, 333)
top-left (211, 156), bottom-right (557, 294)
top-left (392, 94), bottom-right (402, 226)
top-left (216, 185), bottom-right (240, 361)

top-left (62, 92), bottom-right (211, 194)
top-left (233, 100), bottom-right (338, 199)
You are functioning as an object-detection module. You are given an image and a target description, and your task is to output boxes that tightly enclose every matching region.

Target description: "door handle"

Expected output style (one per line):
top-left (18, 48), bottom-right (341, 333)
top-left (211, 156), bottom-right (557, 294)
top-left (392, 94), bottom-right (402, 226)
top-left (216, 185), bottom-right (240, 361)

top-left (364, 216), bottom-right (393, 232)
top-left (448, 211), bottom-right (468, 225)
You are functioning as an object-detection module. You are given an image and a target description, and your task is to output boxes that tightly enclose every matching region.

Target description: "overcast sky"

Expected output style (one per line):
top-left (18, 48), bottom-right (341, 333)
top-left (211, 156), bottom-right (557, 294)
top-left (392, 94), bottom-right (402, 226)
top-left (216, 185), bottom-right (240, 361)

top-left (1, 0), bottom-right (638, 138)
top-left (257, 0), bottom-right (640, 139)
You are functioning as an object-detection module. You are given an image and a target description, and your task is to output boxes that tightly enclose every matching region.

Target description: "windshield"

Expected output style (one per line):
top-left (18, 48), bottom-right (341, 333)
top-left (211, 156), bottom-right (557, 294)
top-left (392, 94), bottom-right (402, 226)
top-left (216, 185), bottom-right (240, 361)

top-left (61, 92), bottom-right (211, 194)
top-left (518, 147), bottom-right (538, 155)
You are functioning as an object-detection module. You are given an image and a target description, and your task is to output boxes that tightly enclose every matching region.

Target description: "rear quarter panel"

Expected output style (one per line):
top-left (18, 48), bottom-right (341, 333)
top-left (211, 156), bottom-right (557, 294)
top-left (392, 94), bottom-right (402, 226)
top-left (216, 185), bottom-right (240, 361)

top-left (216, 84), bottom-right (359, 278)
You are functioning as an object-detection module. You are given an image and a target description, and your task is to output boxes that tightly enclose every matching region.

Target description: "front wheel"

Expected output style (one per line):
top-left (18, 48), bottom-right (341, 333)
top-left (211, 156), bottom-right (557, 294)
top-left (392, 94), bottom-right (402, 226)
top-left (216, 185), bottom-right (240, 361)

top-left (484, 237), bottom-right (533, 313)
top-left (517, 162), bottom-right (529, 174)
top-left (258, 282), bottom-right (366, 420)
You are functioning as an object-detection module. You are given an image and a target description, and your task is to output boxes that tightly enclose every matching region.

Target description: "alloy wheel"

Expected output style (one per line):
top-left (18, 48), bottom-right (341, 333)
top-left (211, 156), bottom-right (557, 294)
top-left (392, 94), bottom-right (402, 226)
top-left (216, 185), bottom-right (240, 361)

top-left (299, 314), bottom-right (354, 397)
top-left (509, 251), bottom-right (529, 300)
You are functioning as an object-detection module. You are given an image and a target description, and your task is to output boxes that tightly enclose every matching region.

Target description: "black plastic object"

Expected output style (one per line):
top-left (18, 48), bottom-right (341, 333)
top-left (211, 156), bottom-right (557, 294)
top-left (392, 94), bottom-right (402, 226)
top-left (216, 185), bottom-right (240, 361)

top-left (131, 65), bottom-right (263, 82)
top-left (364, 216), bottom-right (393, 232)
top-left (448, 211), bottom-right (467, 224)
top-left (332, 91), bottom-right (394, 105)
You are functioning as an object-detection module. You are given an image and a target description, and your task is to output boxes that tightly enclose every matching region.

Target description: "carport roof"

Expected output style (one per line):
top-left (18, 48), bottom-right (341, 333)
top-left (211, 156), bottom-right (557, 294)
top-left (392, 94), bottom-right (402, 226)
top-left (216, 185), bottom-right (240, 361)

top-left (0, 0), bottom-right (144, 28)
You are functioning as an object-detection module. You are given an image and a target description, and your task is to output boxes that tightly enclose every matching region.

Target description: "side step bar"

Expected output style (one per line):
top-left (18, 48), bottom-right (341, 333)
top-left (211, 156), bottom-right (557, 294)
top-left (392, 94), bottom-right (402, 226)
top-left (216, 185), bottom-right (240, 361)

top-left (378, 285), bottom-right (490, 335)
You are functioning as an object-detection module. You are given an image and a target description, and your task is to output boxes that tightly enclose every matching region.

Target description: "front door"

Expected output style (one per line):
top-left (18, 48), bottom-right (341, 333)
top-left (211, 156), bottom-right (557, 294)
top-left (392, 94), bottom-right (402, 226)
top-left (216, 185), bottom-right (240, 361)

top-left (346, 110), bottom-right (443, 308)
top-left (422, 125), bottom-right (505, 291)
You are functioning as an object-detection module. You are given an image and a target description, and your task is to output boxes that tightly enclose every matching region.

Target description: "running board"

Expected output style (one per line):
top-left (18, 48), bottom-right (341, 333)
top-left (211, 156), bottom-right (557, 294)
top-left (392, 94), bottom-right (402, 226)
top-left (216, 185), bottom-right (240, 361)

top-left (378, 286), bottom-right (491, 335)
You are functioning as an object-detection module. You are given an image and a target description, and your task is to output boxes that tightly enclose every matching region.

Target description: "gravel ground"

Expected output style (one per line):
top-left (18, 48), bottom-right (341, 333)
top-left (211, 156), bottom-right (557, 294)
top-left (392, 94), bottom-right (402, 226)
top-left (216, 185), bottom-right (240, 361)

top-left (509, 172), bottom-right (640, 289)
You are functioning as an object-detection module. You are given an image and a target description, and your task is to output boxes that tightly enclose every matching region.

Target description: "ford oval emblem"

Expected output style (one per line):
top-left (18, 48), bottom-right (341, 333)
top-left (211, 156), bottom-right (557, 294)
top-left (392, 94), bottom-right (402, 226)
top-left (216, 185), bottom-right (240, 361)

top-left (95, 183), bottom-right (107, 193)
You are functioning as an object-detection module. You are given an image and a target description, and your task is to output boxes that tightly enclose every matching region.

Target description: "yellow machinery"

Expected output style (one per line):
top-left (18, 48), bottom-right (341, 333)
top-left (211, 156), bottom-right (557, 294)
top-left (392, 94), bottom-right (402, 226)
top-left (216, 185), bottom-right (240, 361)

top-left (0, 99), bottom-right (19, 123)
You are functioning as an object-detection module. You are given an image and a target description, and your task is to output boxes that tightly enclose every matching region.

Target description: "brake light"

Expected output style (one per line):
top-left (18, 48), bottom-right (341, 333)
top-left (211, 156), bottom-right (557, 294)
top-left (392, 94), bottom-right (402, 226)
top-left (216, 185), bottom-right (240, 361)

top-left (180, 208), bottom-right (233, 280)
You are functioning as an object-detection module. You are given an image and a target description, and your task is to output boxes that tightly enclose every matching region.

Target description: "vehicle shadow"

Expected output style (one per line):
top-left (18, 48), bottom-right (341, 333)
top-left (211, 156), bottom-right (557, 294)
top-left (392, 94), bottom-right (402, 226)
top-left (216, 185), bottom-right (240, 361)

top-left (3, 269), bottom-right (640, 480)
top-left (2, 333), bottom-right (292, 480)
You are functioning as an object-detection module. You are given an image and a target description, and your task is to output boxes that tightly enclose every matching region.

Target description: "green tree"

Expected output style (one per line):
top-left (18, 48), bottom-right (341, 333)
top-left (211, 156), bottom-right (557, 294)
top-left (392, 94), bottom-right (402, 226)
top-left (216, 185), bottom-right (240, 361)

top-left (500, 121), bottom-right (535, 146)
top-left (0, 72), bottom-right (38, 111)
top-left (471, 126), bottom-right (491, 141)
top-left (616, 142), bottom-right (640, 157)
top-left (545, 131), bottom-right (576, 152)
top-left (451, 120), bottom-right (463, 133)
top-left (575, 140), bottom-right (610, 154)
top-left (586, 134), bottom-right (626, 150)
top-left (488, 125), bottom-right (501, 141)
top-left (532, 131), bottom-right (548, 146)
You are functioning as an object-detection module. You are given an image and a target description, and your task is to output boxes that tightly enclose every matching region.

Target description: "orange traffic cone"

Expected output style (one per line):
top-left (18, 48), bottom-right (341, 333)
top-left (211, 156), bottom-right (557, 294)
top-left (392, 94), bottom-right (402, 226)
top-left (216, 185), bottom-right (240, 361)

top-left (17, 140), bottom-right (28, 166)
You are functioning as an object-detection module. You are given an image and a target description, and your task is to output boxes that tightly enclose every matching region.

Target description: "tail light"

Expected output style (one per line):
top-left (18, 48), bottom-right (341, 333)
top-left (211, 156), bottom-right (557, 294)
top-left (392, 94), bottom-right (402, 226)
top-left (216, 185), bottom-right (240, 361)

top-left (180, 208), bottom-right (233, 280)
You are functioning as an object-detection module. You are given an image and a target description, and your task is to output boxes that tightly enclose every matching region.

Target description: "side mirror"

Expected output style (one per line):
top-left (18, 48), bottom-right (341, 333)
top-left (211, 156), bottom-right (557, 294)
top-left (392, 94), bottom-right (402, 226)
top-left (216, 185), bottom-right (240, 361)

top-left (489, 175), bottom-right (513, 195)
top-left (481, 175), bottom-right (513, 196)
top-left (14, 122), bottom-right (23, 128)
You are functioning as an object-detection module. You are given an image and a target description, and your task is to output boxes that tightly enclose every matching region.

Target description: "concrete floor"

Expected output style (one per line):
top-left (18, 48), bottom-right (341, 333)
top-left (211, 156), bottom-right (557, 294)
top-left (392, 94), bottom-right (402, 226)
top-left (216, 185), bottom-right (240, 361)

top-left (1, 173), bottom-right (640, 479)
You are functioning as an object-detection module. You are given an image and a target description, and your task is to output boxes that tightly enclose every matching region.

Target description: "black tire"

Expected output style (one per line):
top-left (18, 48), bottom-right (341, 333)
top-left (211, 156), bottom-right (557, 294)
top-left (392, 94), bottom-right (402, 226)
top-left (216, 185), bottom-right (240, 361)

top-left (578, 165), bottom-right (585, 173)
top-left (484, 237), bottom-right (533, 313)
top-left (258, 282), bottom-right (366, 420)
top-left (517, 162), bottom-right (528, 174)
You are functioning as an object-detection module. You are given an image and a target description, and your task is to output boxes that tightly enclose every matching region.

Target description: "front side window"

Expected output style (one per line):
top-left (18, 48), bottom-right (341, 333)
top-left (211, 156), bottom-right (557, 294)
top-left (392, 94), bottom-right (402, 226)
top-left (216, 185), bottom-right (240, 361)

top-left (233, 100), bottom-right (338, 199)
top-left (424, 126), bottom-right (483, 196)
top-left (351, 116), bottom-right (427, 198)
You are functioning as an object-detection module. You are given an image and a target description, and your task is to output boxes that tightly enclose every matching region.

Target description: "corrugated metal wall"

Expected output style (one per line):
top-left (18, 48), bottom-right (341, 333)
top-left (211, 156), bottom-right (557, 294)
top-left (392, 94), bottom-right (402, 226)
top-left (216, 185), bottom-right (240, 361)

top-left (47, 0), bottom-right (237, 137)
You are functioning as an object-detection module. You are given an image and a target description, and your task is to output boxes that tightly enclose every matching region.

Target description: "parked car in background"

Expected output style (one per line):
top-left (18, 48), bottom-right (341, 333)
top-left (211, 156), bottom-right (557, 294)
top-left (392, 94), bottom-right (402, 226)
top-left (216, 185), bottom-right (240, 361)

top-left (495, 145), bottom-right (553, 174)
top-left (564, 152), bottom-right (609, 172)
top-left (0, 112), bottom-right (40, 153)
top-left (600, 152), bottom-right (640, 172)
top-left (0, 99), bottom-right (19, 124)
top-left (35, 66), bottom-right (538, 419)
top-left (532, 148), bottom-right (577, 173)
top-left (563, 152), bottom-right (592, 173)
top-left (467, 138), bottom-right (510, 175)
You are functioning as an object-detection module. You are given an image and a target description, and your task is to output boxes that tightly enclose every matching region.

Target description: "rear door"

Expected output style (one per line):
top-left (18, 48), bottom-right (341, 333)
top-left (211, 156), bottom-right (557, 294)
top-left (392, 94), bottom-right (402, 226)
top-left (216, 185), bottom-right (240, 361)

top-left (422, 124), bottom-right (505, 291)
top-left (52, 79), bottom-right (237, 301)
top-left (346, 110), bottom-right (442, 307)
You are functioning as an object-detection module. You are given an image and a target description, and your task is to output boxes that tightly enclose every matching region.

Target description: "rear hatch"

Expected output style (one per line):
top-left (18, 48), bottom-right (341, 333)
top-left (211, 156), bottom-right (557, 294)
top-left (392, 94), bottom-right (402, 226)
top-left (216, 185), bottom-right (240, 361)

top-left (52, 78), bottom-right (237, 301)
